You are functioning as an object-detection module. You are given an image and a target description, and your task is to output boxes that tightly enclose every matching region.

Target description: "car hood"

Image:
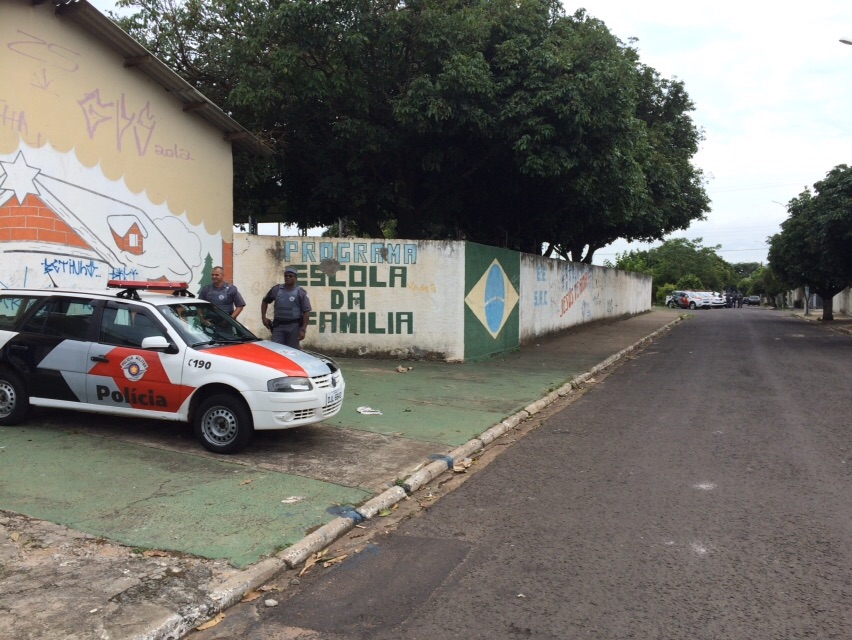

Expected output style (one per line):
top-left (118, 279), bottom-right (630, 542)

top-left (203, 341), bottom-right (337, 378)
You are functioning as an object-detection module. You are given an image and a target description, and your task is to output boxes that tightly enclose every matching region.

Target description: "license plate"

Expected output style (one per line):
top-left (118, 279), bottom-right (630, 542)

top-left (326, 387), bottom-right (342, 405)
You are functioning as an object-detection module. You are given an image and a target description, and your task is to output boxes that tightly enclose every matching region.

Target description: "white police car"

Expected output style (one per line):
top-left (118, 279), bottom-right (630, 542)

top-left (0, 281), bottom-right (344, 453)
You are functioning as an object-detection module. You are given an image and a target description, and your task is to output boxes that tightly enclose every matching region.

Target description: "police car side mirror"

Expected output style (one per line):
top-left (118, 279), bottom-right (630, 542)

top-left (141, 336), bottom-right (176, 353)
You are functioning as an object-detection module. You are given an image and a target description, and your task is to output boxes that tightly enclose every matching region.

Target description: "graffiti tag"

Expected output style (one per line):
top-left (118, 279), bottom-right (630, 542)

top-left (78, 89), bottom-right (156, 156)
top-left (43, 258), bottom-right (99, 278)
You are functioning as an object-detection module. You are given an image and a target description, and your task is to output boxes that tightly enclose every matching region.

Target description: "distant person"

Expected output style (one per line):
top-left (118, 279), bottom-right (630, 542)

top-left (198, 266), bottom-right (246, 319)
top-left (737, 292), bottom-right (744, 308)
top-left (261, 266), bottom-right (312, 348)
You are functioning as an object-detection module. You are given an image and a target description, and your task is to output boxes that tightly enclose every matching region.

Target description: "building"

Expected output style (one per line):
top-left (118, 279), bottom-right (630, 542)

top-left (0, 0), bottom-right (268, 290)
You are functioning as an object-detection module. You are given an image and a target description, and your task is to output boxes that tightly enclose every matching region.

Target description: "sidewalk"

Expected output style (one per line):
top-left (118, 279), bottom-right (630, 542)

top-left (789, 307), bottom-right (852, 334)
top-left (0, 308), bottom-right (683, 640)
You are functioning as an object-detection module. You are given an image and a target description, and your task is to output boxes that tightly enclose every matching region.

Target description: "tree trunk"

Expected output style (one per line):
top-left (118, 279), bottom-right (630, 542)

top-left (821, 296), bottom-right (834, 322)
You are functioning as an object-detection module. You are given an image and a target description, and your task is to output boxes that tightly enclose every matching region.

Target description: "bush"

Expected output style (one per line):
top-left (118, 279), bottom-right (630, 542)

top-left (656, 283), bottom-right (677, 304)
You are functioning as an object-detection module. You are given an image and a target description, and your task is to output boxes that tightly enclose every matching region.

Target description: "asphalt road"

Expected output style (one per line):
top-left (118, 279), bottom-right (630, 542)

top-left (188, 308), bottom-right (851, 640)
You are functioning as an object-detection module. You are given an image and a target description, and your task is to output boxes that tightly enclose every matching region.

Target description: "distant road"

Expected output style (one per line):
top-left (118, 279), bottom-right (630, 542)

top-left (189, 309), bottom-right (852, 640)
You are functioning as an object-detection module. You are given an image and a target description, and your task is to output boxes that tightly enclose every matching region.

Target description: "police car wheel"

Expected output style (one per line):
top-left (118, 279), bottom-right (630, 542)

top-left (194, 394), bottom-right (254, 454)
top-left (0, 370), bottom-right (29, 426)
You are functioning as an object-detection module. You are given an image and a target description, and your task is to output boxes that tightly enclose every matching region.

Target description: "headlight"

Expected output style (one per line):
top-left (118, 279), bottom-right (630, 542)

top-left (267, 377), bottom-right (312, 392)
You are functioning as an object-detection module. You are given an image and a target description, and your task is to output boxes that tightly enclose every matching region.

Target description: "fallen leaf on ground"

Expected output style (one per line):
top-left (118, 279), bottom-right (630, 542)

top-left (322, 554), bottom-right (348, 568)
top-left (10, 532), bottom-right (20, 542)
top-left (142, 550), bottom-right (169, 557)
top-left (241, 591), bottom-right (262, 602)
top-left (196, 613), bottom-right (225, 630)
top-left (299, 548), bottom-right (329, 577)
top-left (299, 556), bottom-right (317, 577)
top-left (378, 504), bottom-right (399, 516)
top-left (240, 479), bottom-right (253, 485)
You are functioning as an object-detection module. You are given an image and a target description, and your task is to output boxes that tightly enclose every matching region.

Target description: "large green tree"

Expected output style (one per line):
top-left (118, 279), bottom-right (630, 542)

top-left (611, 237), bottom-right (735, 298)
top-left (114, 0), bottom-right (708, 257)
top-left (768, 165), bottom-right (852, 321)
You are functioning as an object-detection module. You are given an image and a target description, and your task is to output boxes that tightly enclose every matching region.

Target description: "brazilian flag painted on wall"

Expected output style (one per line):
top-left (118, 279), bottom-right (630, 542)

top-left (464, 242), bottom-right (521, 360)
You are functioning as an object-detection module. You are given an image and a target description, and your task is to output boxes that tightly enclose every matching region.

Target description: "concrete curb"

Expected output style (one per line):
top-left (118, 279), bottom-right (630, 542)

top-left (138, 314), bottom-right (684, 639)
top-left (791, 311), bottom-right (852, 336)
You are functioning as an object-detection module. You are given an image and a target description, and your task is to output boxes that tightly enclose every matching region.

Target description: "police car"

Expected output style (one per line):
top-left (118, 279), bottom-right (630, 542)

top-left (0, 281), bottom-right (344, 454)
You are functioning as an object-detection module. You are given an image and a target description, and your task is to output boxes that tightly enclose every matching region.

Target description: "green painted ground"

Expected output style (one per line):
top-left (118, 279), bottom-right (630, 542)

top-left (0, 427), bottom-right (369, 568)
top-left (329, 349), bottom-right (604, 446)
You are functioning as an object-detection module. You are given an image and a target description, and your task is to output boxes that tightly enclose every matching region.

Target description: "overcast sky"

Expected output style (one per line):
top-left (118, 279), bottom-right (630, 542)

top-left (573, 0), bottom-right (852, 265)
top-left (89, 1), bottom-right (852, 266)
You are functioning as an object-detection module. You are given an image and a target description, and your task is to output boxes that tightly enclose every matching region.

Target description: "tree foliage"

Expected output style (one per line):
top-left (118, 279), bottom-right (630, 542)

top-left (114, 0), bottom-right (708, 258)
top-left (611, 237), bottom-right (736, 299)
top-left (742, 265), bottom-right (785, 306)
top-left (768, 165), bottom-right (852, 321)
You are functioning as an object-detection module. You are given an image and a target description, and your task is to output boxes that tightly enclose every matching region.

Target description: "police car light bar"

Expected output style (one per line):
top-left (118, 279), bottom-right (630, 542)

top-left (107, 280), bottom-right (193, 301)
top-left (107, 280), bottom-right (189, 291)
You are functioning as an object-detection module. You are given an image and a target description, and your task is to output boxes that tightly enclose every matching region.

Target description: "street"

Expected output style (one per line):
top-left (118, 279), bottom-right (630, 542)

top-left (189, 308), bottom-right (851, 640)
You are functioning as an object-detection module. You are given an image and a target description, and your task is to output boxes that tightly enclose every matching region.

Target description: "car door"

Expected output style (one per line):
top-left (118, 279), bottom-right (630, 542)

top-left (85, 301), bottom-right (191, 416)
top-left (9, 295), bottom-right (97, 405)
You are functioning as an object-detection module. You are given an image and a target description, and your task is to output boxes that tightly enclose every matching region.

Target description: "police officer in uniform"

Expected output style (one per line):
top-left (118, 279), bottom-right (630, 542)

top-left (261, 266), bottom-right (312, 348)
top-left (198, 266), bottom-right (246, 319)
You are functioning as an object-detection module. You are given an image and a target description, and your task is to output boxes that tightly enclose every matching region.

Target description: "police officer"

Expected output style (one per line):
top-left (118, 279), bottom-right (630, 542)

top-left (261, 266), bottom-right (312, 348)
top-left (198, 266), bottom-right (246, 319)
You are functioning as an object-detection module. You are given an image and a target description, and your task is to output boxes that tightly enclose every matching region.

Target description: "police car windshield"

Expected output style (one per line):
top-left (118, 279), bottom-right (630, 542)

top-left (159, 302), bottom-right (257, 346)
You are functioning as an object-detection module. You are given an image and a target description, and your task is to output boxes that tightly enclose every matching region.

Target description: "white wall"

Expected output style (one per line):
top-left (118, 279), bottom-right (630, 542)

top-left (832, 288), bottom-right (851, 314)
top-left (234, 235), bottom-right (467, 360)
top-left (519, 254), bottom-right (651, 341)
top-left (235, 235), bottom-right (652, 361)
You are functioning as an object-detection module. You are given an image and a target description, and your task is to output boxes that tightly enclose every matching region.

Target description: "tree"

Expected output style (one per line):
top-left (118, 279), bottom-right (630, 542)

top-left (114, 0), bottom-right (708, 256)
top-left (608, 238), bottom-right (733, 301)
top-left (542, 62), bottom-right (709, 263)
top-left (768, 165), bottom-right (852, 321)
top-left (747, 265), bottom-right (786, 308)
top-left (731, 261), bottom-right (761, 280)
top-left (675, 274), bottom-right (704, 291)
top-left (644, 238), bottom-right (728, 292)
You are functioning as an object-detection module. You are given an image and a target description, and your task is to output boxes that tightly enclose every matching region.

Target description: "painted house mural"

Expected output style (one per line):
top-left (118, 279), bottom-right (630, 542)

top-left (1, 0), bottom-right (268, 290)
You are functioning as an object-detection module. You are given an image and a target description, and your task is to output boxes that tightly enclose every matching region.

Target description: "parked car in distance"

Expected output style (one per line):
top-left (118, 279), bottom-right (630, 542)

top-left (699, 292), bottom-right (726, 309)
top-left (744, 295), bottom-right (761, 306)
top-left (666, 290), bottom-right (689, 309)
top-left (665, 290), bottom-right (713, 310)
top-left (687, 291), bottom-right (712, 310)
top-left (0, 281), bottom-right (345, 454)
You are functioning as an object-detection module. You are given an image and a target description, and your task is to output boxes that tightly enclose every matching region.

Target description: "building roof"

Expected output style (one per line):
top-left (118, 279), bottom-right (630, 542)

top-left (50, 0), bottom-right (272, 157)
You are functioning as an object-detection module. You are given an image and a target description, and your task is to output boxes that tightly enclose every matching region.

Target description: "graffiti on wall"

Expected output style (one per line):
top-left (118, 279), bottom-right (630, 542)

top-left (533, 263), bottom-right (548, 307)
top-left (559, 271), bottom-right (592, 317)
top-left (282, 241), bottom-right (419, 335)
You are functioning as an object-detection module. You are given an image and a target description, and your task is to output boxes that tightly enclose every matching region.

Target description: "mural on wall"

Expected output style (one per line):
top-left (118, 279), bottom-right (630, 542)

top-left (465, 258), bottom-right (520, 338)
top-left (464, 243), bottom-right (520, 360)
top-left (0, 3), bottom-right (232, 291)
top-left (280, 239), bottom-right (419, 336)
top-left (0, 147), bottom-right (208, 289)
